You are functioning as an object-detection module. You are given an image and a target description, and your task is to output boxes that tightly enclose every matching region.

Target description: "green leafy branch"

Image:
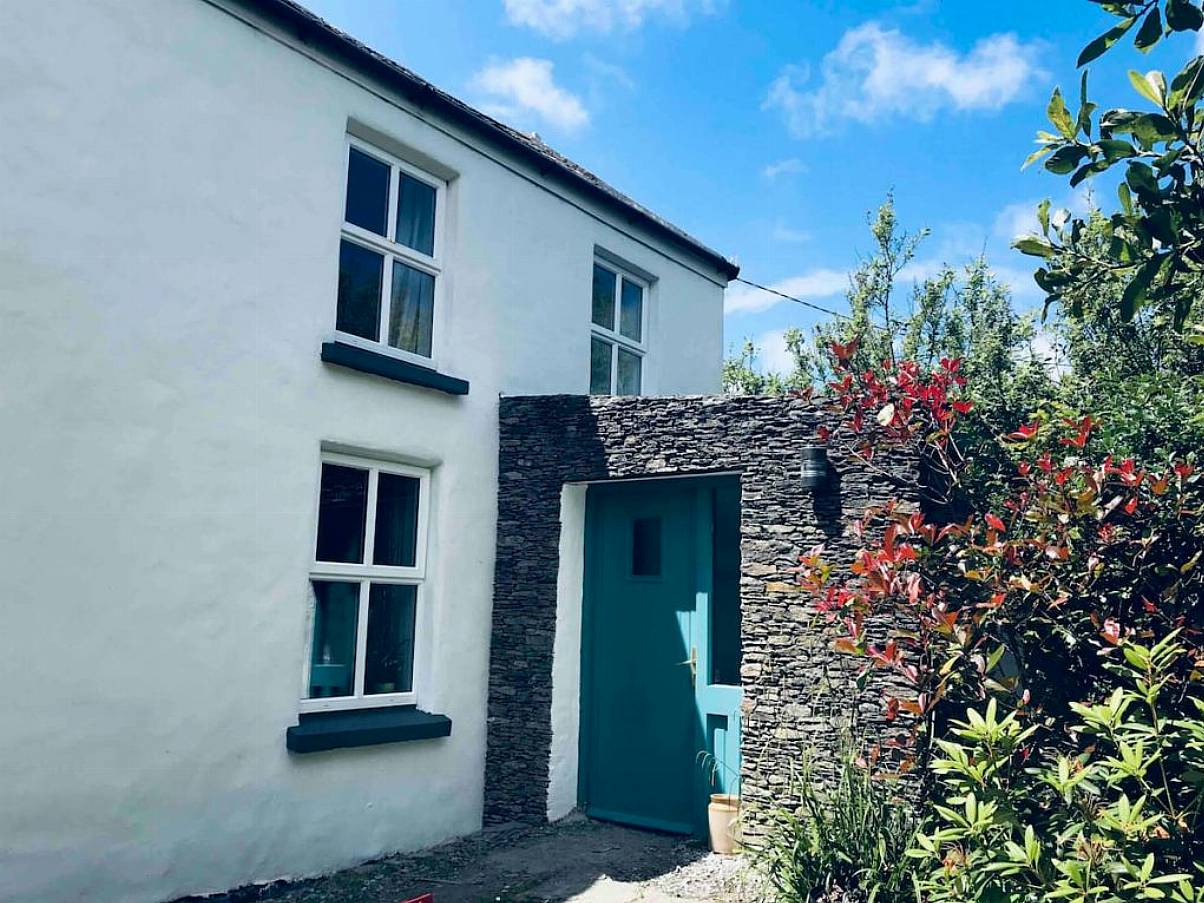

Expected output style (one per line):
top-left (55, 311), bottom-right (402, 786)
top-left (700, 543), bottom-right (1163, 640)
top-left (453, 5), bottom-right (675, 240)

top-left (1017, 2), bottom-right (1204, 331)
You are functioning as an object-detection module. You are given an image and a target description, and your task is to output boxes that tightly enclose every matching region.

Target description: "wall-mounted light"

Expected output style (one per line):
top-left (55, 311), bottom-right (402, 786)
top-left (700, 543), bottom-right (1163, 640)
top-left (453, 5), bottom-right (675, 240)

top-left (800, 444), bottom-right (831, 490)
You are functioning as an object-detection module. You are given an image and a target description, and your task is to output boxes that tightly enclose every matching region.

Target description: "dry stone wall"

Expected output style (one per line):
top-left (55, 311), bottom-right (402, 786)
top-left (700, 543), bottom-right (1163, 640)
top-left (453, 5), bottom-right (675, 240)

top-left (485, 394), bottom-right (919, 831)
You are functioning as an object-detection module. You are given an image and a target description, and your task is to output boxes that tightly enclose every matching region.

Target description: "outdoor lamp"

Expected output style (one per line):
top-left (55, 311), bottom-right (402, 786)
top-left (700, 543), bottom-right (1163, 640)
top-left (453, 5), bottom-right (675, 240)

top-left (800, 444), bottom-right (831, 489)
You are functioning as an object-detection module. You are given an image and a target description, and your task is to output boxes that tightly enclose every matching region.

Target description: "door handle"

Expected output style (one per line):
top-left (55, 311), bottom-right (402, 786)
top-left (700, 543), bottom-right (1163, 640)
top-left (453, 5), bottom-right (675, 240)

top-left (680, 646), bottom-right (697, 686)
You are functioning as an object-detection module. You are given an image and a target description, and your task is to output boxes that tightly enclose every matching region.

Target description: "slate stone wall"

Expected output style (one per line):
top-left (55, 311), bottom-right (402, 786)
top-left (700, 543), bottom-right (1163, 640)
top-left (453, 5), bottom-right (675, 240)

top-left (485, 394), bottom-right (919, 831)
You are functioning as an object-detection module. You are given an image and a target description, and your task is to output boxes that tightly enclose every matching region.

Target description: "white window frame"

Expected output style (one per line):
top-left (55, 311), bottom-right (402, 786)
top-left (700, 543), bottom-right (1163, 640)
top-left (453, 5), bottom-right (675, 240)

top-left (302, 452), bottom-right (432, 713)
top-left (590, 260), bottom-right (649, 395)
top-left (336, 135), bottom-right (446, 369)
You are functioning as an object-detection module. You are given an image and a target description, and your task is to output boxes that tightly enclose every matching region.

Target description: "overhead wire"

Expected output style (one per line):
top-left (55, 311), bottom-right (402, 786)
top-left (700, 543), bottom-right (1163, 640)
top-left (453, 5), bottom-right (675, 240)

top-left (731, 276), bottom-right (894, 333)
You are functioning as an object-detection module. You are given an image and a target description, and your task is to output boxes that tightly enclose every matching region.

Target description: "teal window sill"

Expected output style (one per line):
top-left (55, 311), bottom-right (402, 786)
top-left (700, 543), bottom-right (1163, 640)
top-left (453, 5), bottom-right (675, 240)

top-left (321, 341), bottom-right (470, 396)
top-left (287, 705), bottom-right (452, 753)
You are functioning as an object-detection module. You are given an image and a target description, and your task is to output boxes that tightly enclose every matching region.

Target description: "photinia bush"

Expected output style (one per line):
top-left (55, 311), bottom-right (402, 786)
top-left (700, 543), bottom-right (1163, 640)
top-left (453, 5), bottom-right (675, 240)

top-left (798, 346), bottom-right (1204, 774)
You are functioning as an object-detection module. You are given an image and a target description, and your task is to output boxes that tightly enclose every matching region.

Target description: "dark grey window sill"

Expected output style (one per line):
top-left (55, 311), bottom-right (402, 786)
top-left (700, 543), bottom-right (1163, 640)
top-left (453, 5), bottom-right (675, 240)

top-left (286, 705), bottom-right (452, 753)
top-left (321, 341), bottom-right (470, 396)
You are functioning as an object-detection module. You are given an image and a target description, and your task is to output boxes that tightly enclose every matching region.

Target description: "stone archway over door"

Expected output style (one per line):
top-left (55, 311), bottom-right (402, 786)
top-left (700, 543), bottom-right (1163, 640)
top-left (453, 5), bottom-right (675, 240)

top-left (484, 394), bottom-right (918, 840)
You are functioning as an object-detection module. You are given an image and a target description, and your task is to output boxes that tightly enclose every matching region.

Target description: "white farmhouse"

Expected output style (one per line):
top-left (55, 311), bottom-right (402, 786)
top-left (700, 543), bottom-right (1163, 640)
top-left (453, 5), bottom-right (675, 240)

top-left (0, 1), bottom-right (737, 900)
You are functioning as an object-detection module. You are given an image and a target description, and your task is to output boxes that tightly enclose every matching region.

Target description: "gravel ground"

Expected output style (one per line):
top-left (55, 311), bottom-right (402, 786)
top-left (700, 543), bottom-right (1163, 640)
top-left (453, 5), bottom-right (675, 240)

top-left (650, 848), bottom-right (763, 900)
top-left (178, 815), bottom-right (763, 903)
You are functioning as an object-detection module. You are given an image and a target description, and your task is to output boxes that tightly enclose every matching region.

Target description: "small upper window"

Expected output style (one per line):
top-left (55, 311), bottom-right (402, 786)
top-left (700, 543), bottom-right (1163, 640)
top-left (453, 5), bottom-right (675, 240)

top-left (337, 139), bottom-right (443, 362)
top-left (304, 454), bottom-right (431, 711)
top-left (631, 516), bottom-right (662, 577)
top-left (590, 261), bottom-right (647, 396)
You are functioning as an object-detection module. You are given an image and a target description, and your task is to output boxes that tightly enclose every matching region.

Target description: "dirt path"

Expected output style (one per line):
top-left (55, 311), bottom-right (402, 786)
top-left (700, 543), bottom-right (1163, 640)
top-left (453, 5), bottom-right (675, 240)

top-left (185, 815), bottom-right (757, 903)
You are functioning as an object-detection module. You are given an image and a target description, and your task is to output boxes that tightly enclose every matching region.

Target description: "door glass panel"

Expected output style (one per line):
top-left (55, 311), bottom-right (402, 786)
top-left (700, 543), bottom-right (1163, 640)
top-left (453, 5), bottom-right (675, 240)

top-left (336, 240), bottom-right (383, 341)
top-left (591, 263), bottom-right (616, 330)
top-left (373, 472), bottom-right (420, 567)
top-left (710, 483), bottom-right (742, 685)
top-left (308, 581), bottom-right (360, 698)
top-left (388, 261), bottom-right (435, 357)
top-left (365, 583), bottom-right (417, 694)
top-left (631, 517), bottom-right (662, 577)
top-left (590, 337), bottom-right (613, 395)
top-left (395, 172), bottom-right (436, 256)
top-left (619, 278), bottom-right (643, 342)
top-left (316, 463), bottom-right (368, 563)
top-left (616, 347), bottom-right (642, 396)
top-left (344, 147), bottom-right (390, 236)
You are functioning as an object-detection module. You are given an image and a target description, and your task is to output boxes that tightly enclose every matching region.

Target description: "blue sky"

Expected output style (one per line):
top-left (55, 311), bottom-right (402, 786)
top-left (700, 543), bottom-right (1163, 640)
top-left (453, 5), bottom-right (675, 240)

top-left (301, 0), bottom-right (1202, 374)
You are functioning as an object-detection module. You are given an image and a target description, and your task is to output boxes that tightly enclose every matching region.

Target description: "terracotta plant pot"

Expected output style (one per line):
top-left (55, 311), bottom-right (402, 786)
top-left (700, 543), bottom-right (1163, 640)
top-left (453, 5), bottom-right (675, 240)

top-left (707, 793), bottom-right (741, 855)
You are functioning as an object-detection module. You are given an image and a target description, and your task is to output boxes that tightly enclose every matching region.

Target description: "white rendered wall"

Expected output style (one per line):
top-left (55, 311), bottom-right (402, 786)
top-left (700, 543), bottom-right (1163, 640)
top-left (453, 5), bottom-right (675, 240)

top-left (0, 0), bottom-right (727, 900)
top-left (547, 484), bottom-right (588, 822)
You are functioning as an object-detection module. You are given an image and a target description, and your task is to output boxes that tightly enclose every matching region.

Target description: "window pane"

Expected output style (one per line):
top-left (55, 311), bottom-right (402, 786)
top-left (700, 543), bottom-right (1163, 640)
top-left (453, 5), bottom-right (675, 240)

top-left (632, 517), bottom-right (662, 577)
top-left (619, 279), bottom-right (643, 342)
top-left (337, 240), bottom-right (383, 341)
top-left (591, 263), bottom-right (616, 330)
top-left (308, 581), bottom-right (360, 698)
top-left (396, 173), bottom-right (436, 256)
top-left (710, 482), bottom-right (742, 685)
top-left (590, 336), bottom-right (613, 395)
top-left (373, 472), bottom-right (420, 567)
top-left (616, 347), bottom-right (642, 396)
top-left (365, 583), bottom-right (417, 695)
top-left (316, 463), bottom-right (368, 563)
top-left (344, 147), bottom-right (390, 236)
top-left (388, 261), bottom-right (435, 357)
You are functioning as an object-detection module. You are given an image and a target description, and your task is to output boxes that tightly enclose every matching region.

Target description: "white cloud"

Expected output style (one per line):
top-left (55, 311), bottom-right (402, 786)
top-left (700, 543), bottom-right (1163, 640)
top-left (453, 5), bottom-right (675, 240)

top-left (764, 23), bottom-right (1045, 137)
top-left (724, 269), bottom-right (847, 315)
top-left (762, 157), bottom-right (808, 180)
top-left (1197, 28), bottom-right (1204, 56)
top-left (503, 0), bottom-right (719, 39)
top-left (583, 54), bottom-right (635, 91)
top-left (990, 263), bottom-right (1044, 303)
top-left (993, 200), bottom-right (1044, 243)
top-left (471, 58), bottom-right (589, 132)
top-left (896, 258), bottom-right (948, 285)
top-left (771, 221), bottom-right (812, 244)
top-left (897, 254), bottom-right (1043, 304)
top-left (754, 328), bottom-right (798, 376)
top-left (992, 188), bottom-right (1093, 242)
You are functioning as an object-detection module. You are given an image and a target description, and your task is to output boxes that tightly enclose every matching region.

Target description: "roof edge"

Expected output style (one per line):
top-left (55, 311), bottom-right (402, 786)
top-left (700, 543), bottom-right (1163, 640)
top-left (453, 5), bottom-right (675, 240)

top-left (232, 0), bottom-right (740, 281)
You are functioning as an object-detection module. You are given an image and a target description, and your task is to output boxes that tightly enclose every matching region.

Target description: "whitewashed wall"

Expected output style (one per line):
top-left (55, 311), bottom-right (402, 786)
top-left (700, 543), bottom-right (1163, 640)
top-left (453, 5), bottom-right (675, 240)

top-left (0, 0), bottom-right (728, 900)
top-left (547, 484), bottom-right (588, 823)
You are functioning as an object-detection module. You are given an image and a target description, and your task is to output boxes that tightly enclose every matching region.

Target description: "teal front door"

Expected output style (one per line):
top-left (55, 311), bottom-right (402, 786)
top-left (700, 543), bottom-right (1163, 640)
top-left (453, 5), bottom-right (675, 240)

top-left (579, 477), bottom-right (743, 836)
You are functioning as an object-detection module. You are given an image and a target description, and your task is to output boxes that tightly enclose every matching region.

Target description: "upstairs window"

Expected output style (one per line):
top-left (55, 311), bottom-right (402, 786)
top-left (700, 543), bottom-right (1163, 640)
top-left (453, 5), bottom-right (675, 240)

top-left (337, 138), bottom-right (443, 362)
top-left (304, 454), bottom-right (431, 711)
top-left (590, 260), bottom-right (647, 395)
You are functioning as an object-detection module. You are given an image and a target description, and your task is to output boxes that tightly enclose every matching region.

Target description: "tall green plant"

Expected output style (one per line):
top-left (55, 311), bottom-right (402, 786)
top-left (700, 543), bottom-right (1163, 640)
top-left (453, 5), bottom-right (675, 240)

top-left (753, 741), bottom-right (919, 903)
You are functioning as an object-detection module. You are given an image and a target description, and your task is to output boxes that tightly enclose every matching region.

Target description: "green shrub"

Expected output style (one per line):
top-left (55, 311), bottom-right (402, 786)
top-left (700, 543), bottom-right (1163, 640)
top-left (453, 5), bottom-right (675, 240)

top-left (907, 633), bottom-right (1204, 903)
top-left (754, 743), bottom-right (919, 903)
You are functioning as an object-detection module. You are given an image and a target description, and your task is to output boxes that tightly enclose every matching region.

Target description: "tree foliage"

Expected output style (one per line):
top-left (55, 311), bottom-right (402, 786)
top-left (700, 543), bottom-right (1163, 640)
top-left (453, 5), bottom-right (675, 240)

top-left (752, 6), bottom-right (1204, 900)
top-left (1043, 212), bottom-right (1204, 463)
top-left (1017, 0), bottom-right (1204, 331)
top-left (724, 197), bottom-right (1051, 445)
